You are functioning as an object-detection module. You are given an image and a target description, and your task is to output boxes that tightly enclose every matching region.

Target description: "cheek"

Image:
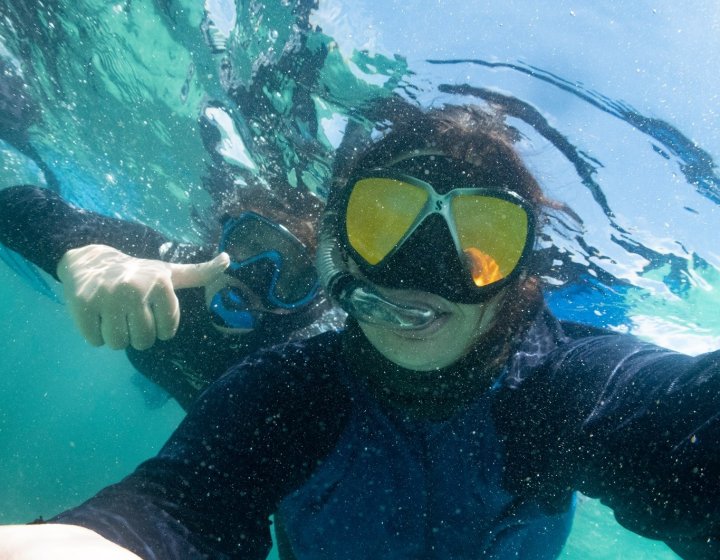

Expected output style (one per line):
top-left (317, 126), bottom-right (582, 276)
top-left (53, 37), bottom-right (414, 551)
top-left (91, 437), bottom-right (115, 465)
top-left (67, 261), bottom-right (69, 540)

top-left (452, 298), bottom-right (504, 347)
top-left (437, 315), bottom-right (483, 359)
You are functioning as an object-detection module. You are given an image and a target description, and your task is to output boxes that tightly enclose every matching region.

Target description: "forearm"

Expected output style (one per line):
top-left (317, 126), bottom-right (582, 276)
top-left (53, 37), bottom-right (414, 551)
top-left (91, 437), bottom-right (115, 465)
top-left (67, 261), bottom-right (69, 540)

top-left (49, 417), bottom-right (274, 559)
top-left (0, 524), bottom-right (143, 560)
top-left (0, 185), bottom-right (169, 278)
top-left (585, 348), bottom-right (720, 557)
top-left (496, 332), bottom-right (720, 557)
top-left (45, 334), bottom-right (349, 559)
top-left (550, 337), bottom-right (720, 556)
top-left (50, 478), bottom-right (227, 560)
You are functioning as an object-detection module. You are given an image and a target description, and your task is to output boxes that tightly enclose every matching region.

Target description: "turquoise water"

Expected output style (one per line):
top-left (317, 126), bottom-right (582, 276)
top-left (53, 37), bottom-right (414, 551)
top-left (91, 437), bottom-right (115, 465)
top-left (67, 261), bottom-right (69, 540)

top-left (1, 1), bottom-right (719, 558)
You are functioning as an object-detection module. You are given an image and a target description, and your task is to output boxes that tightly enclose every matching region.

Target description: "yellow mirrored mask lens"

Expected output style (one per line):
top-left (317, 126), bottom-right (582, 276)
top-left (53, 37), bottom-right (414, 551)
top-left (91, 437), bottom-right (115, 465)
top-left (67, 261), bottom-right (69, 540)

top-left (451, 195), bottom-right (529, 287)
top-left (346, 178), bottom-right (428, 265)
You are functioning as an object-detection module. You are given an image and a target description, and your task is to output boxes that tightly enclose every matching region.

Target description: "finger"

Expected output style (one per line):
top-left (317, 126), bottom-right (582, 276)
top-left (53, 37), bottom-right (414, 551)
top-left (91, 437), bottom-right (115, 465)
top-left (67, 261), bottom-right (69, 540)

top-left (127, 305), bottom-right (157, 350)
top-left (169, 252), bottom-right (230, 290)
top-left (148, 282), bottom-right (180, 341)
top-left (67, 303), bottom-right (104, 347)
top-left (100, 311), bottom-right (130, 350)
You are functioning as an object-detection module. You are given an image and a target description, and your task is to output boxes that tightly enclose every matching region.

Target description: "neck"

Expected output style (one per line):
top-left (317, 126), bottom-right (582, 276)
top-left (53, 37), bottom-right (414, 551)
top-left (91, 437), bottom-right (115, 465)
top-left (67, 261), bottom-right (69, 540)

top-left (343, 278), bottom-right (543, 421)
top-left (343, 321), bottom-right (502, 421)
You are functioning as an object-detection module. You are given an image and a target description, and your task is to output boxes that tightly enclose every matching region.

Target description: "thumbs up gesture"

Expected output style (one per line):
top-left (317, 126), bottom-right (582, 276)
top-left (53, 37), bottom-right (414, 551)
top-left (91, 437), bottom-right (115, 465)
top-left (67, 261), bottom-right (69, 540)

top-left (57, 244), bottom-right (230, 350)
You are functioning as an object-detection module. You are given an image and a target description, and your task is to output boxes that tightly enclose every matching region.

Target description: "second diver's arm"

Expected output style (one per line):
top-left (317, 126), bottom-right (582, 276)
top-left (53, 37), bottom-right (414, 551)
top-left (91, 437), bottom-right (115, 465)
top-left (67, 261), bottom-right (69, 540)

top-left (0, 185), bottom-right (173, 278)
top-left (0, 185), bottom-right (228, 350)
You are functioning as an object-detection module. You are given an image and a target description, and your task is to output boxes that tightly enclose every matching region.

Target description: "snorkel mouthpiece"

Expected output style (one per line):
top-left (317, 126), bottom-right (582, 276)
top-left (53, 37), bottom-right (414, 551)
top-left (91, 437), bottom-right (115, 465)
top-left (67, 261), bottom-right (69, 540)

top-left (338, 279), bottom-right (440, 330)
top-left (317, 211), bottom-right (439, 331)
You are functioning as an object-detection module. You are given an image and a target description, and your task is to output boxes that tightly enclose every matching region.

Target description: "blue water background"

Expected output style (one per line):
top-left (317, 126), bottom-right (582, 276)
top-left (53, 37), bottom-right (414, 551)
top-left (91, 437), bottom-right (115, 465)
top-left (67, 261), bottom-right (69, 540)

top-left (1, 2), bottom-right (719, 558)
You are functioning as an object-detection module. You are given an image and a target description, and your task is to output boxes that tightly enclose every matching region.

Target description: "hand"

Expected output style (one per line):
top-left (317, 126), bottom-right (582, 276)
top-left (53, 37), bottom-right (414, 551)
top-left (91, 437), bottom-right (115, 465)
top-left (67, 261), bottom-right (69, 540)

top-left (57, 244), bottom-right (230, 350)
top-left (0, 523), bottom-right (142, 559)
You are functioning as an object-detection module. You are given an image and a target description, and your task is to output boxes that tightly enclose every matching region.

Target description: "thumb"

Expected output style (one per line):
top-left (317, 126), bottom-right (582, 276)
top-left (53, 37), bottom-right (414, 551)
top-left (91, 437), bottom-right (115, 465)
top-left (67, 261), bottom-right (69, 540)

top-left (169, 252), bottom-right (231, 290)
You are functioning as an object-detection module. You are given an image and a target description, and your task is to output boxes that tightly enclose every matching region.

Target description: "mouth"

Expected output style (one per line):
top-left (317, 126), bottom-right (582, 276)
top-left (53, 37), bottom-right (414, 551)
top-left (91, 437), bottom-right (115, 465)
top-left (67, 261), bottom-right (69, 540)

top-left (372, 288), bottom-right (454, 339)
top-left (390, 310), bottom-right (451, 339)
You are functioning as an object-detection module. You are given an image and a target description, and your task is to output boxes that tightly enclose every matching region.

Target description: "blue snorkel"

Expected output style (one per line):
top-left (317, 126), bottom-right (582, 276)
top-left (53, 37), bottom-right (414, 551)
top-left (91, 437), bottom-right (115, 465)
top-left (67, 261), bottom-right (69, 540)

top-left (209, 287), bottom-right (259, 331)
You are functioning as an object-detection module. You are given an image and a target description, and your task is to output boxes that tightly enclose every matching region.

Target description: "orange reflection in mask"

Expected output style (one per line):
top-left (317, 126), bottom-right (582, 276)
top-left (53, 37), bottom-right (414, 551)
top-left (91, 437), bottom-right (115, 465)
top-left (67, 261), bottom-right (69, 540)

top-left (464, 247), bottom-right (503, 287)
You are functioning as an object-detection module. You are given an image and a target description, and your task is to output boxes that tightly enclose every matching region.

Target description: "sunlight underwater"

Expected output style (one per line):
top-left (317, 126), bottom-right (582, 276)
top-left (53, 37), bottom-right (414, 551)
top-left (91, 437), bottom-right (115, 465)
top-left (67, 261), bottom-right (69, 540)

top-left (1, 2), bottom-right (719, 559)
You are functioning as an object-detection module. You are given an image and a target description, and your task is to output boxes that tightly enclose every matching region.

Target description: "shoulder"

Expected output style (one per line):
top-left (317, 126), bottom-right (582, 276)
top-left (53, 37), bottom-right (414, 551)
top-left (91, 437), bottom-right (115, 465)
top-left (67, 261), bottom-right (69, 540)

top-left (0, 184), bottom-right (54, 203)
top-left (0, 185), bottom-right (62, 221)
top-left (228, 329), bottom-right (346, 373)
top-left (502, 323), bottom-right (688, 418)
top-left (541, 327), bottom-right (690, 392)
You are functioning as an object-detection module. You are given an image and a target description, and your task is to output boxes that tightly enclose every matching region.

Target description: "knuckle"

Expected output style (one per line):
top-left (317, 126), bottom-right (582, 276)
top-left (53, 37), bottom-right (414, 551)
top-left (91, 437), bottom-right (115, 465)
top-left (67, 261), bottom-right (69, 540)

top-left (133, 337), bottom-right (156, 351)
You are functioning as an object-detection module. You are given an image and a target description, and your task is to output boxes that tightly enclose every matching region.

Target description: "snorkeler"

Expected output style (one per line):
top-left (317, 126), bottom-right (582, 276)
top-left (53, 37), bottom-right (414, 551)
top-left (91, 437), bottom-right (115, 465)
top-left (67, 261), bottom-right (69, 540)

top-left (0, 183), bottom-right (335, 409)
top-left (0, 100), bottom-right (718, 560)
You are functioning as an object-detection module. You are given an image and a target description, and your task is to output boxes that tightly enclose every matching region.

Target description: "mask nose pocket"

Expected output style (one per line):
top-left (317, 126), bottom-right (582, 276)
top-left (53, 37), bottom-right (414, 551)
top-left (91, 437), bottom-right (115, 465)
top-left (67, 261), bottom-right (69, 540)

top-left (373, 213), bottom-right (466, 295)
top-left (209, 286), bottom-right (258, 331)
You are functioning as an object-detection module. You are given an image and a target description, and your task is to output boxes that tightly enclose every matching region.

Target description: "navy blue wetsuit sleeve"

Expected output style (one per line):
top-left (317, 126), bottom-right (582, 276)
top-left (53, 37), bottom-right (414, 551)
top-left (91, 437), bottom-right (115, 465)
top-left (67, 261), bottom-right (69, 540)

top-left (0, 185), bottom-right (170, 279)
top-left (50, 333), bottom-right (351, 559)
top-left (496, 334), bottom-right (720, 559)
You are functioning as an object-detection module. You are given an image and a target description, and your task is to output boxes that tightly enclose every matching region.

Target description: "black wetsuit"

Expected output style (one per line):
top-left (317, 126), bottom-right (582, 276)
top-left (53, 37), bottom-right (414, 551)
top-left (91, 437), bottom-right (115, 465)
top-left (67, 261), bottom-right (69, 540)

top-left (0, 185), bottom-right (332, 409)
top-left (39, 309), bottom-right (719, 559)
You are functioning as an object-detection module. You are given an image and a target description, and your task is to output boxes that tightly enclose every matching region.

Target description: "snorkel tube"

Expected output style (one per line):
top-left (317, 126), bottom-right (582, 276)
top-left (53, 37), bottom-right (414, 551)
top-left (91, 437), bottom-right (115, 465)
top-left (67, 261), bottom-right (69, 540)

top-left (317, 208), bottom-right (440, 330)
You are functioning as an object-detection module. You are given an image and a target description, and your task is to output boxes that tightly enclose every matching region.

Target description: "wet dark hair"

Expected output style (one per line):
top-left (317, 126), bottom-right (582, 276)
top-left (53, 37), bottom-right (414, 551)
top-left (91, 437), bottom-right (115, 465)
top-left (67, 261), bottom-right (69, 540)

top-left (332, 99), bottom-right (563, 224)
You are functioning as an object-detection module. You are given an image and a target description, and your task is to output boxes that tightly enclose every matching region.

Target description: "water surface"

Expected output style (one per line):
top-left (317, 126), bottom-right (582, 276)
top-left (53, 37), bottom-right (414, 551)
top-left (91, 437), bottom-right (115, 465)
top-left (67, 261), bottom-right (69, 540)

top-left (1, 2), bottom-right (719, 558)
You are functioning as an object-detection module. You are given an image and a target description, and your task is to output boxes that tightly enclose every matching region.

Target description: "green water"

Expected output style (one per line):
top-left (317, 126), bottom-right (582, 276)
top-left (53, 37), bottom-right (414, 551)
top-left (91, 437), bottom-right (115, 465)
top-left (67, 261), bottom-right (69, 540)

top-left (0, 264), bottom-right (184, 522)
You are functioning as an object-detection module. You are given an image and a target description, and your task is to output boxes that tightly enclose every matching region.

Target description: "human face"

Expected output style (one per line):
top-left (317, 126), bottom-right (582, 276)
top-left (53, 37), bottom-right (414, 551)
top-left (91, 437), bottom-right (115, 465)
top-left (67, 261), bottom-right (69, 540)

top-left (219, 212), bottom-right (318, 309)
top-left (206, 212), bottom-right (319, 334)
top-left (340, 155), bottom-right (535, 304)
top-left (357, 284), bottom-right (506, 371)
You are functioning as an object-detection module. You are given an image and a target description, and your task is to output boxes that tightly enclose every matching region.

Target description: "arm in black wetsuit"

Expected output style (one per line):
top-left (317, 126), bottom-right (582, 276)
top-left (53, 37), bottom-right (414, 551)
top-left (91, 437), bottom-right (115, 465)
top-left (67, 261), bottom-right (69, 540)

top-left (0, 184), bottom-right (331, 409)
top-left (0, 184), bottom-right (230, 406)
top-left (0, 185), bottom-right (177, 278)
top-left (50, 333), bottom-right (352, 559)
top-left (18, 319), bottom-right (719, 559)
top-left (494, 331), bottom-right (720, 560)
